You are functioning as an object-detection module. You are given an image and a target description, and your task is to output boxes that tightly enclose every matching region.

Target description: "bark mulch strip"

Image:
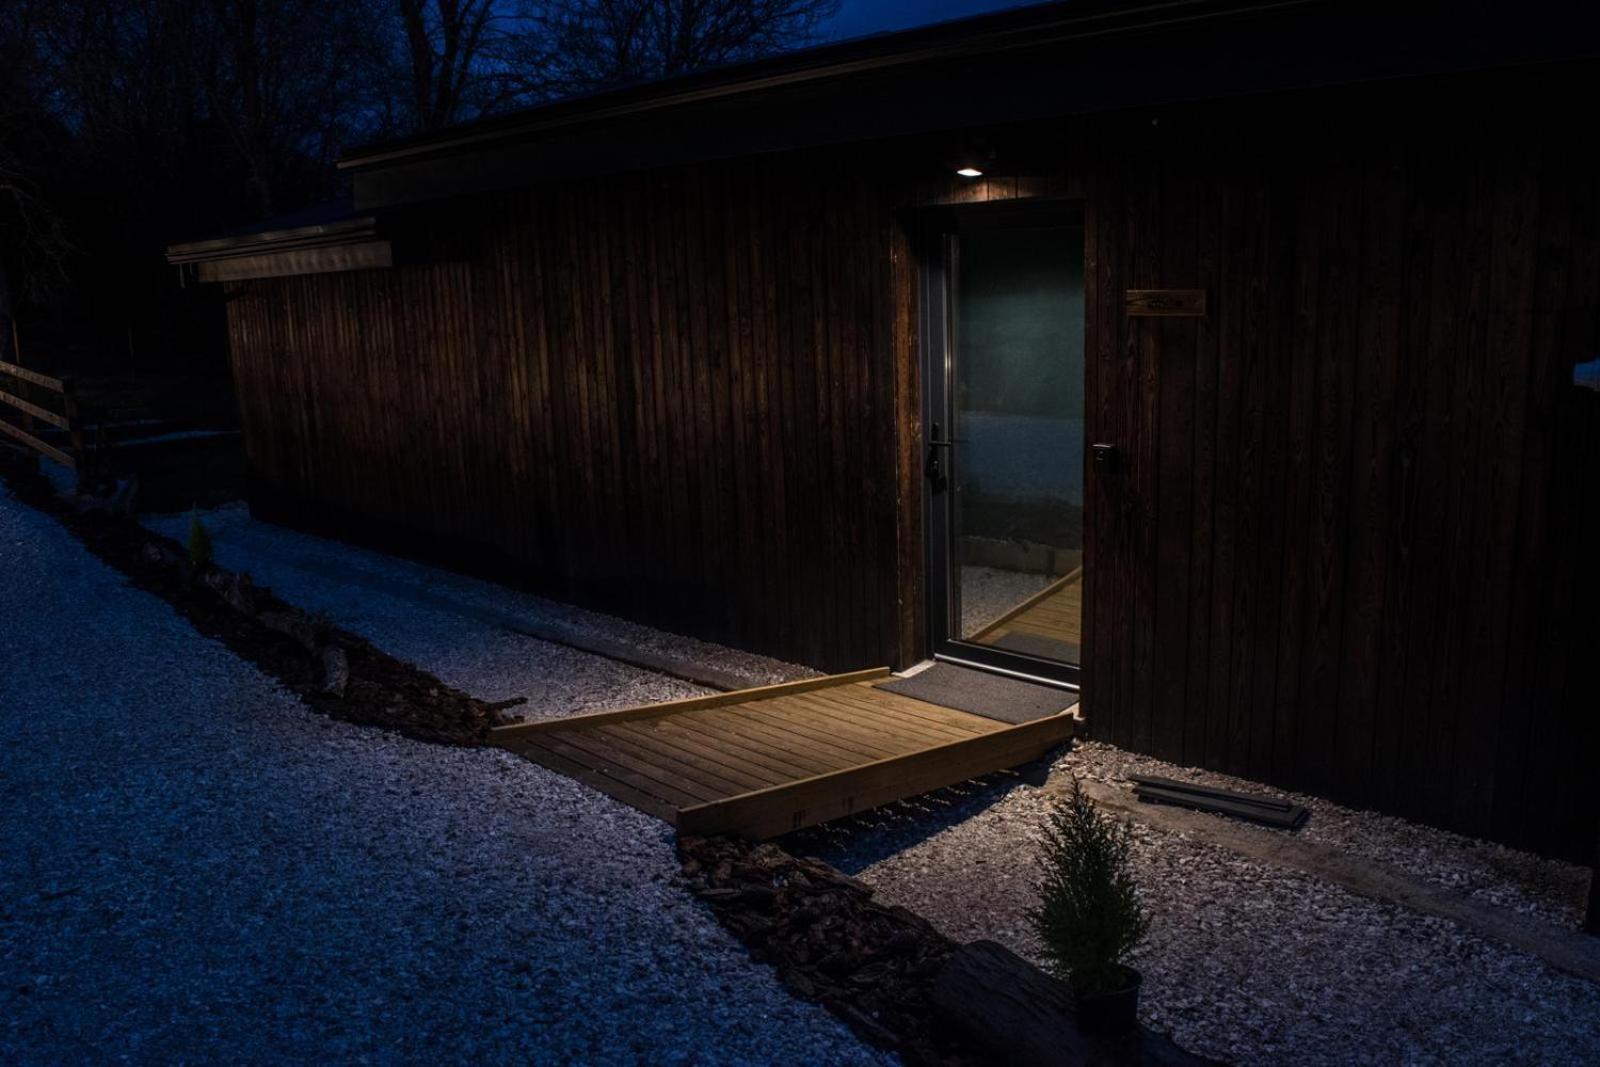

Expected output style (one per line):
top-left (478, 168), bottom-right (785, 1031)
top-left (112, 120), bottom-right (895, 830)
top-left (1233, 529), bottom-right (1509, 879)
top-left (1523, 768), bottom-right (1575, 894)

top-left (679, 834), bottom-right (969, 1066)
top-left (0, 454), bottom-right (496, 745)
top-left (682, 833), bottom-right (1212, 1067)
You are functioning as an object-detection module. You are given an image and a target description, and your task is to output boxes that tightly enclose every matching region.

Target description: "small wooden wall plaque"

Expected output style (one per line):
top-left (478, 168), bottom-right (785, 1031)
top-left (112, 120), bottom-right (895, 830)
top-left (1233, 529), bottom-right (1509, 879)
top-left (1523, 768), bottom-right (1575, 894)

top-left (1126, 289), bottom-right (1207, 317)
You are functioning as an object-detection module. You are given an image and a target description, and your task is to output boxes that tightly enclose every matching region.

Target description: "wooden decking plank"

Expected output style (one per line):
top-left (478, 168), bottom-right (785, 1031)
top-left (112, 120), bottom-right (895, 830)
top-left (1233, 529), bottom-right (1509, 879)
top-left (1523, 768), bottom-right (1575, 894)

top-left (774, 687), bottom-right (960, 739)
top-left (687, 705), bottom-right (879, 768)
top-left (650, 714), bottom-right (841, 779)
top-left (667, 709), bottom-right (851, 773)
top-left (535, 730), bottom-right (717, 807)
top-left (673, 707), bottom-right (857, 773)
top-left (792, 702), bottom-right (968, 749)
top-left (601, 723), bottom-right (782, 790)
top-left (738, 698), bottom-right (909, 759)
top-left (705, 706), bottom-right (889, 765)
top-left (782, 692), bottom-right (976, 746)
top-left (678, 713), bottom-right (1076, 839)
top-left (820, 686), bottom-right (999, 736)
top-left (505, 737), bottom-right (680, 822)
top-left (544, 728), bottom-right (733, 802)
top-left (750, 693), bottom-right (926, 746)
top-left (757, 708), bottom-right (928, 758)
top-left (586, 724), bottom-right (762, 796)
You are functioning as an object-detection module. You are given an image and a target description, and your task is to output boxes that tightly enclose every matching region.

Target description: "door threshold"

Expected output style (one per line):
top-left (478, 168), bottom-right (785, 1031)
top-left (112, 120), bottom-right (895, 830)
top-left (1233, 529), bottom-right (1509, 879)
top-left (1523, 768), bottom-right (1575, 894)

top-left (932, 653), bottom-right (1082, 693)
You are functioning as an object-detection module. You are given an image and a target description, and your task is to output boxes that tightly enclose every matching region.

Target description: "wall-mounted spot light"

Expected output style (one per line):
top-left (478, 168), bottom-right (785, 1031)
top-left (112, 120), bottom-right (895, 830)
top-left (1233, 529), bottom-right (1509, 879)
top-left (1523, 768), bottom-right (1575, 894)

top-left (956, 166), bottom-right (984, 178)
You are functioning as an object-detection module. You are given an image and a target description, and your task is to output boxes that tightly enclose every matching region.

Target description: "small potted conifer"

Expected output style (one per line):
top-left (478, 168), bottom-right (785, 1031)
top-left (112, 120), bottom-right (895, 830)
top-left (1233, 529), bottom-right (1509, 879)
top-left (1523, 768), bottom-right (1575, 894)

top-left (1028, 776), bottom-right (1149, 1033)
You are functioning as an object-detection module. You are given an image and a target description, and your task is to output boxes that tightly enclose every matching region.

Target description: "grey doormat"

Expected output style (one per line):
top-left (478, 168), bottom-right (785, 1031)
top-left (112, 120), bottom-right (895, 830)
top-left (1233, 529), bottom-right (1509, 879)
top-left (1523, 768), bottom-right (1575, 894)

top-left (989, 631), bottom-right (1080, 663)
top-left (877, 663), bottom-right (1078, 724)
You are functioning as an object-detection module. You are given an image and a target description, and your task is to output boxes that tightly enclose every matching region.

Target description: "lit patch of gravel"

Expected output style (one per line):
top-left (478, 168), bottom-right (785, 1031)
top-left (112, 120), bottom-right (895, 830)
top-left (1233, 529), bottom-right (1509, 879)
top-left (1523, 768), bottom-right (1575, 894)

top-left (145, 504), bottom-right (811, 717)
top-left (807, 742), bottom-right (1600, 1066)
top-left (1, 487), bottom-right (889, 1064)
top-left (1065, 742), bottom-right (1592, 931)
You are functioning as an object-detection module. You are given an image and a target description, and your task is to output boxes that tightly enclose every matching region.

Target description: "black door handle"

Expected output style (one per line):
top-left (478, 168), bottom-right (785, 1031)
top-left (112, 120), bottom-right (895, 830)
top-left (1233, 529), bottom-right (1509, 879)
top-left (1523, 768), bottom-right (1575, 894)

top-left (1091, 443), bottom-right (1120, 473)
top-left (926, 422), bottom-right (952, 492)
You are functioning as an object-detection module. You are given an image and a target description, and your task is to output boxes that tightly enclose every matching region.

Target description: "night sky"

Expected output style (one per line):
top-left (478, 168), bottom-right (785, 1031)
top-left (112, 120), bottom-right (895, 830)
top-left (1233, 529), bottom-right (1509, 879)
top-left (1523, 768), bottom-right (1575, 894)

top-left (825, 0), bottom-right (1042, 40)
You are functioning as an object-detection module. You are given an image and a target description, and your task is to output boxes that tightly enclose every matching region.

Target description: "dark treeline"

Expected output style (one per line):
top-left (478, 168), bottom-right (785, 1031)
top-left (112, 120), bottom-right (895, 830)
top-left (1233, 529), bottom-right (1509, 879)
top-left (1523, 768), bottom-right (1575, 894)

top-left (0, 0), bottom-right (836, 369)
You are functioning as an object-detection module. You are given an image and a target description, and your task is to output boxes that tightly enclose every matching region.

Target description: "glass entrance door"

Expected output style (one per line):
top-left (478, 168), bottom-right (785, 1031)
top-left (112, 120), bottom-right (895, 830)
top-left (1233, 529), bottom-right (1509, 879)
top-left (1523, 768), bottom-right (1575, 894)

top-left (926, 205), bottom-right (1086, 684)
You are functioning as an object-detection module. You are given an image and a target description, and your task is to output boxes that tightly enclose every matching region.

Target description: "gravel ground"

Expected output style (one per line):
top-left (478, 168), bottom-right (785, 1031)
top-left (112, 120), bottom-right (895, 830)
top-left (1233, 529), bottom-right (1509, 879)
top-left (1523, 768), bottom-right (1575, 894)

top-left (809, 742), bottom-right (1600, 1066)
top-left (145, 504), bottom-right (808, 717)
top-left (1, 486), bottom-right (889, 1065)
top-left (1064, 742), bottom-right (1594, 932)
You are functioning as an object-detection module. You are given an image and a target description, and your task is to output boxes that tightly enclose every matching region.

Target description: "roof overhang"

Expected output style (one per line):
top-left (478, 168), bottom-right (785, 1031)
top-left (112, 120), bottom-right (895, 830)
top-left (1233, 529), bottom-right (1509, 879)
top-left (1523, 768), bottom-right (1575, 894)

top-left (336, 0), bottom-right (1600, 212)
top-left (165, 216), bottom-right (391, 282)
top-left (338, 0), bottom-right (1305, 173)
top-left (169, 0), bottom-right (1600, 264)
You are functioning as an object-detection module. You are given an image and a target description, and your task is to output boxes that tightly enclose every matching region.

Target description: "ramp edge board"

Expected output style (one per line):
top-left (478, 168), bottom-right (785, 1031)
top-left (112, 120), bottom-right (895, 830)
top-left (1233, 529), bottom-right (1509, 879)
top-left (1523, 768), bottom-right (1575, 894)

top-left (489, 667), bottom-right (892, 737)
top-left (676, 711), bottom-right (1074, 839)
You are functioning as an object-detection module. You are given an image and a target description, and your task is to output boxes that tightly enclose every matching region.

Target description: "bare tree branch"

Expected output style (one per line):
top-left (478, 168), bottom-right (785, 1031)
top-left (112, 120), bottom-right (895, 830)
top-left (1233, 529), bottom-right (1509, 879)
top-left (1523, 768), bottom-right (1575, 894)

top-left (538, 0), bottom-right (839, 96)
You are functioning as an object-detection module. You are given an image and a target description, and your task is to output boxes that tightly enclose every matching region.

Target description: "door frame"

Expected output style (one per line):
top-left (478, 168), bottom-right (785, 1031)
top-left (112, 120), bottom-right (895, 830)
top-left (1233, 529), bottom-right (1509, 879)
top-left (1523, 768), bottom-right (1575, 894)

top-left (918, 198), bottom-right (1086, 691)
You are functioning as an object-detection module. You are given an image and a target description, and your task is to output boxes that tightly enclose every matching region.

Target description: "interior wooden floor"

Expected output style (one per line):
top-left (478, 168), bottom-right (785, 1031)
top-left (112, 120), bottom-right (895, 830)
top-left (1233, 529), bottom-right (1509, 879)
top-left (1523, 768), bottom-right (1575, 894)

top-left (490, 668), bottom-right (1075, 839)
top-left (968, 569), bottom-right (1083, 657)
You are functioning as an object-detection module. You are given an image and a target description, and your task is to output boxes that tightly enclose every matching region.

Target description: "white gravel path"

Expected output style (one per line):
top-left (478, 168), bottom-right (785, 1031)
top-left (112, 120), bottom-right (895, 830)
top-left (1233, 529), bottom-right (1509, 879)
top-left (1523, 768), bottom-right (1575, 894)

top-left (145, 504), bottom-right (808, 717)
top-left (809, 742), bottom-right (1600, 1066)
top-left (0, 486), bottom-right (890, 1065)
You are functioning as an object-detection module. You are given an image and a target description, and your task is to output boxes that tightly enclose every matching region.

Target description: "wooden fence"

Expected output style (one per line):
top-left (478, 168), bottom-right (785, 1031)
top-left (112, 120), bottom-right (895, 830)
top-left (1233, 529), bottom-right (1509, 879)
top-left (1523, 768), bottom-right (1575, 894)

top-left (0, 357), bottom-right (91, 478)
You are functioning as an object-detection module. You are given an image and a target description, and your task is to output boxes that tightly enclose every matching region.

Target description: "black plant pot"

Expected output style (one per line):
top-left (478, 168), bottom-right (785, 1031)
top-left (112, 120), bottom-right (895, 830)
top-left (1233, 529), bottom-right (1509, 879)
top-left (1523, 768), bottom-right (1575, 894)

top-left (1074, 964), bottom-right (1142, 1033)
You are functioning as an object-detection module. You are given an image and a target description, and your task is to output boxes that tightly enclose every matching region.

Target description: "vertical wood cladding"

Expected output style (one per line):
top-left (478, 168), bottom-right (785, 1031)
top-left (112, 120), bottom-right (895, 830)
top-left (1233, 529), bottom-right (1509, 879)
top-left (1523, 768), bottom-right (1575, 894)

top-left (1081, 65), bottom-right (1600, 860)
top-left (228, 146), bottom-right (916, 673)
top-left (225, 61), bottom-right (1599, 858)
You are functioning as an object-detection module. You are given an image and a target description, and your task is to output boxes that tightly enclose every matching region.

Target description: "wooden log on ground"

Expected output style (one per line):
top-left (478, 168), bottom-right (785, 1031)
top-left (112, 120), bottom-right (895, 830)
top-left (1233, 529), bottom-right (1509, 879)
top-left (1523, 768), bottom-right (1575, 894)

top-left (929, 940), bottom-right (1212, 1066)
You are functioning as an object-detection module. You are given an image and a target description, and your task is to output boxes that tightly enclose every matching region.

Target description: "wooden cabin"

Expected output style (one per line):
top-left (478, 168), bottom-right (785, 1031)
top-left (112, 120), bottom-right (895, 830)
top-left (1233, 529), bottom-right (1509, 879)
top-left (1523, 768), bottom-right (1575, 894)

top-left (169, 2), bottom-right (1600, 861)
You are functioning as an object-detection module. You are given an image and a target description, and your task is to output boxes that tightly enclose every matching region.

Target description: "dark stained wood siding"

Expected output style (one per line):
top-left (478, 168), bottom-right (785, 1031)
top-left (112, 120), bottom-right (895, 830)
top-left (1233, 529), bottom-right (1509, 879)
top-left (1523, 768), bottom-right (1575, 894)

top-left (223, 60), bottom-right (1599, 859)
top-left (1080, 64), bottom-right (1600, 860)
top-left (227, 146), bottom-right (920, 673)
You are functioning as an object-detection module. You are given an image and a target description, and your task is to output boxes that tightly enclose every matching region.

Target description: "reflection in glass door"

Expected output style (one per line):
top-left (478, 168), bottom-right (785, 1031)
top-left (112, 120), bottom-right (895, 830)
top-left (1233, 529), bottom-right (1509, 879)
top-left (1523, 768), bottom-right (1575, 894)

top-left (927, 206), bottom-right (1085, 682)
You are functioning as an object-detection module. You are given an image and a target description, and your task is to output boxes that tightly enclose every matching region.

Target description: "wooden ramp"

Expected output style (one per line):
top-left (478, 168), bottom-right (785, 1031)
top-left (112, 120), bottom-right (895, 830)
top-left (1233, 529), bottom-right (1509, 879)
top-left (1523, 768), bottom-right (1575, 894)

top-left (491, 668), bottom-right (1075, 839)
top-left (970, 569), bottom-right (1083, 657)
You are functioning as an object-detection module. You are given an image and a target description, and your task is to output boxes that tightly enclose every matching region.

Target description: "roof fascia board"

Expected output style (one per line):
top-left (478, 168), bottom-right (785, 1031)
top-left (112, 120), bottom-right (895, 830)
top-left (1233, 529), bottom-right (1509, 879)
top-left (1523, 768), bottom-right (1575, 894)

top-left (166, 217), bottom-right (380, 265)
